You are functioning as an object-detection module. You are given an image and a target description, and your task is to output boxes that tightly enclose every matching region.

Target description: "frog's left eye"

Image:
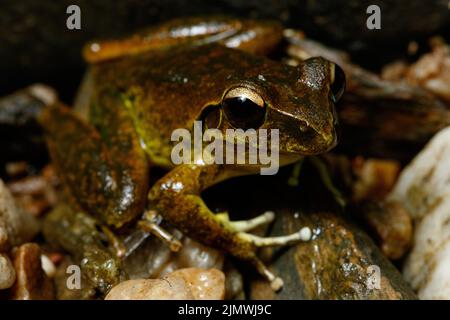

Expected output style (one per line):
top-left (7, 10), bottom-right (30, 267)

top-left (222, 87), bottom-right (266, 129)
top-left (329, 63), bottom-right (346, 103)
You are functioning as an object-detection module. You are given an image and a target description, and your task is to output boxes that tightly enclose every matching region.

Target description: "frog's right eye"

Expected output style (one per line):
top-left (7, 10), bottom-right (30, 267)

top-left (222, 87), bottom-right (266, 129)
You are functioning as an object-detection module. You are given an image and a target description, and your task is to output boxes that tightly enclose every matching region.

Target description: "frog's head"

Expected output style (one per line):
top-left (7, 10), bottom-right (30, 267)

top-left (207, 56), bottom-right (345, 157)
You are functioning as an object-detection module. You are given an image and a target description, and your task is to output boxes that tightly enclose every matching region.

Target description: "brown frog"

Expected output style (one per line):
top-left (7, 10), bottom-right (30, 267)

top-left (39, 16), bottom-right (345, 290)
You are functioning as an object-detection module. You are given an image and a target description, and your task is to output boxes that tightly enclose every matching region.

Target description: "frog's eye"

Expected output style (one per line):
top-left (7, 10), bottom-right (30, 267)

top-left (200, 105), bottom-right (222, 129)
top-left (222, 87), bottom-right (266, 129)
top-left (329, 63), bottom-right (346, 103)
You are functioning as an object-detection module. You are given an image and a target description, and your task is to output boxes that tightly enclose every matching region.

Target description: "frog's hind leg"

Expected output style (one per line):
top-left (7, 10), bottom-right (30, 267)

top-left (83, 17), bottom-right (282, 63)
top-left (38, 102), bottom-right (149, 229)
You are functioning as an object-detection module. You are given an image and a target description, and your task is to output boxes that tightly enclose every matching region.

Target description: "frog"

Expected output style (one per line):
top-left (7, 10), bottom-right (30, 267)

top-left (38, 16), bottom-right (345, 291)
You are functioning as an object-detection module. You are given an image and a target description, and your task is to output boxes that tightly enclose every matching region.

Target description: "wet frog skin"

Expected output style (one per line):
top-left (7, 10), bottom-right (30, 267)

top-left (39, 16), bottom-right (345, 290)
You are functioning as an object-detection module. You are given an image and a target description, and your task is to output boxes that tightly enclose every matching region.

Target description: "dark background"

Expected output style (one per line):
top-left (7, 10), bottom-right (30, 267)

top-left (1, 0), bottom-right (450, 102)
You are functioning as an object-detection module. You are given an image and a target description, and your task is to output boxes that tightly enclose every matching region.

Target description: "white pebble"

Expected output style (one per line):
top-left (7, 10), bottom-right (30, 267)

top-left (41, 254), bottom-right (56, 278)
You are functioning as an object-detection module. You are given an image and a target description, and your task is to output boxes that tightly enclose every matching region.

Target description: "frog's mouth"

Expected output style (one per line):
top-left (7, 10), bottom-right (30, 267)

top-left (279, 126), bottom-right (338, 156)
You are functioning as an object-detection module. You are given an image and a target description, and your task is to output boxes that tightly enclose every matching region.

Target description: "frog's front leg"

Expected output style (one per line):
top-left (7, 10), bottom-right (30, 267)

top-left (147, 164), bottom-right (311, 290)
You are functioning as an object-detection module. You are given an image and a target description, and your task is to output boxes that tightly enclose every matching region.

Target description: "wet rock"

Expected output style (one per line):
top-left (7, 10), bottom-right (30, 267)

top-left (105, 268), bottom-right (225, 300)
top-left (0, 179), bottom-right (40, 251)
top-left (389, 127), bottom-right (450, 299)
top-left (7, 170), bottom-right (58, 217)
top-left (169, 268), bottom-right (225, 300)
top-left (351, 158), bottom-right (401, 203)
top-left (40, 254), bottom-right (56, 278)
top-left (383, 39), bottom-right (450, 103)
top-left (0, 253), bottom-right (16, 289)
top-left (202, 164), bottom-right (416, 299)
top-left (10, 243), bottom-right (55, 300)
top-left (105, 276), bottom-right (194, 300)
top-left (0, 84), bottom-right (56, 163)
top-left (355, 201), bottom-right (413, 260)
top-left (223, 262), bottom-right (245, 300)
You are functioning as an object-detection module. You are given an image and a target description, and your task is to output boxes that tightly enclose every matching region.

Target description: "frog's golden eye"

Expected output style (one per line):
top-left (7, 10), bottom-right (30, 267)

top-left (222, 87), bottom-right (266, 129)
top-left (329, 63), bottom-right (346, 103)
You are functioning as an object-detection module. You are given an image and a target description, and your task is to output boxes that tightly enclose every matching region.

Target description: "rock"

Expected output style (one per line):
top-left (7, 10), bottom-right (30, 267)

top-left (0, 85), bottom-right (55, 164)
top-left (105, 277), bottom-right (194, 300)
top-left (0, 179), bottom-right (40, 251)
top-left (223, 262), bottom-right (244, 300)
top-left (169, 268), bottom-right (225, 300)
top-left (0, 253), bottom-right (16, 289)
top-left (40, 254), bottom-right (56, 278)
top-left (200, 164), bottom-right (416, 299)
top-left (10, 243), bottom-right (55, 300)
top-left (389, 127), bottom-right (450, 299)
top-left (351, 158), bottom-right (401, 203)
top-left (355, 201), bottom-right (413, 260)
top-left (383, 39), bottom-right (450, 103)
top-left (405, 39), bottom-right (450, 103)
top-left (105, 268), bottom-right (225, 300)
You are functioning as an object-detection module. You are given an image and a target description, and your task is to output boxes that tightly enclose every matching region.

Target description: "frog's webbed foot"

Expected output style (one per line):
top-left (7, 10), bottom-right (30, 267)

top-left (138, 210), bottom-right (182, 252)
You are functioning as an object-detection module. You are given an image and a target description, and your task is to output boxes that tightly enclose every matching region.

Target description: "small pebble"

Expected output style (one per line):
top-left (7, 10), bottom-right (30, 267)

top-left (168, 268), bottom-right (225, 300)
top-left (0, 179), bottom-right (40, 251)
top-left (10, 243), bottom-right (54, 300)
top-left (106, 268), bottom-right (225, 300)
top-left (0, 253), bottom-right (16, 289)
top-left (105, 277), bottom-right (194, 300)
top-left (41, 254), bottom-right (56, 278)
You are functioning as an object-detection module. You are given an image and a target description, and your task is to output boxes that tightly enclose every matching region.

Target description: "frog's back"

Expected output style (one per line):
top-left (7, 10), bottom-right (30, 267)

top-left (90, 44), bottom-right (289, 167)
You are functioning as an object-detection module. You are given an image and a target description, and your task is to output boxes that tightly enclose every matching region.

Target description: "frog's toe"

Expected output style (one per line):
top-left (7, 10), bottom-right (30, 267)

top-left (252, 257), bottom-right (284, 291)
top-left (226, 211), bottom-right (275, 232)
top-left (138, 210), bottom-right (182, 252)
top-left (239, 226), bottom-right (312, 247)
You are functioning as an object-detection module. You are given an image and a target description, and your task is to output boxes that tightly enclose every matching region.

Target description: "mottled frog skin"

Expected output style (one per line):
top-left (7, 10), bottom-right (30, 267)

top-left (39, 16), bottom-right (345, 289)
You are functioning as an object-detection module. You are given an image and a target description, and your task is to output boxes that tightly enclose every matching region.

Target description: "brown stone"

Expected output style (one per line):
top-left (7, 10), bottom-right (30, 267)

top-left (10, 243), bottom-right (55, 300)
